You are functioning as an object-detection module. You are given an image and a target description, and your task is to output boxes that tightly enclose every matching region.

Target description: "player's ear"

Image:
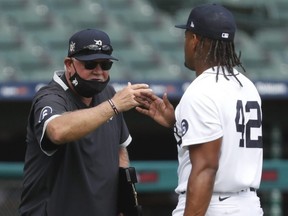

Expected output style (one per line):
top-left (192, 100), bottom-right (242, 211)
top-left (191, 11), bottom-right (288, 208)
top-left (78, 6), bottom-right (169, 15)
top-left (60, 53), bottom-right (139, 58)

top-left (64, 58), bottom-right (74, 73)
top-left (186, 31), bottom-right (199, 50)
top-left (191, 34), bottom-right (201, 47)
top-left (64, 57), bottom-right (72, 66)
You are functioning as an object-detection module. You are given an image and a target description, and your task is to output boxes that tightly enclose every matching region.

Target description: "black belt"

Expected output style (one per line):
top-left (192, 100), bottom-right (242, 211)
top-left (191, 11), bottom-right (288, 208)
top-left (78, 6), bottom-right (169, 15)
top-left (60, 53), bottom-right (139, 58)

top-left (180, 187), bottom-right (256, 195)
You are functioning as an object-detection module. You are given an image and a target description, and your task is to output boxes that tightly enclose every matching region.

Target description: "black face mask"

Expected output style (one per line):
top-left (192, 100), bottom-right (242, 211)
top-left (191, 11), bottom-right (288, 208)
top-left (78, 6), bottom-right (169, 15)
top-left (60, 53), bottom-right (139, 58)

top-left (69, 71), bottom-right (110, 98)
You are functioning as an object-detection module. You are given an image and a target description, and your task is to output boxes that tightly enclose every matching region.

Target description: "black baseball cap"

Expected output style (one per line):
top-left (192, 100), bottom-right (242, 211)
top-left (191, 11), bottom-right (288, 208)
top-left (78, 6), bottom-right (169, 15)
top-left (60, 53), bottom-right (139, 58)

top-left (175, 3), bottom-right (236, 42)
top-left (67, 28), bottom-right (118, 61)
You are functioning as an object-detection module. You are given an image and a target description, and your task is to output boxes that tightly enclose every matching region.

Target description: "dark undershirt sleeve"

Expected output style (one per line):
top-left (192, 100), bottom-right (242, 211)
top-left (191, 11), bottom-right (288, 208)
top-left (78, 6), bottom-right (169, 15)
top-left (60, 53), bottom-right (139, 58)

top-left (119, 114), bottom-right (131, 147)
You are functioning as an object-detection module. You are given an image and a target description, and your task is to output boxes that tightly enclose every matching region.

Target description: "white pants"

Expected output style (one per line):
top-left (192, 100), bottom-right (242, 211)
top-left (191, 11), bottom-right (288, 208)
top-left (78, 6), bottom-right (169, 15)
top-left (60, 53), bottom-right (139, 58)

top-left (172, 189), bottom-right (264, 216)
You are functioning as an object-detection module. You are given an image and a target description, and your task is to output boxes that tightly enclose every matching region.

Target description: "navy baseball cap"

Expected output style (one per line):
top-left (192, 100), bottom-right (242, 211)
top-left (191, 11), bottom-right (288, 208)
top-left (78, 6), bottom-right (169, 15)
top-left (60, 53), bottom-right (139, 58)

top-left (175, 3), bottom-right (236, 42)
top-left (67, 28), bottom-right (118, 61)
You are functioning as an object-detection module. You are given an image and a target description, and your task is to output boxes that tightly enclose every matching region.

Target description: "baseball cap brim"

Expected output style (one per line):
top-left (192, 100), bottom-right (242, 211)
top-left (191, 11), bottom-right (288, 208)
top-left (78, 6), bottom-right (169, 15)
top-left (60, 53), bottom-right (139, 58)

top-left (74, 53), bottom-right (118, 61)
top-left (175, 24), bottom-right (187, 29)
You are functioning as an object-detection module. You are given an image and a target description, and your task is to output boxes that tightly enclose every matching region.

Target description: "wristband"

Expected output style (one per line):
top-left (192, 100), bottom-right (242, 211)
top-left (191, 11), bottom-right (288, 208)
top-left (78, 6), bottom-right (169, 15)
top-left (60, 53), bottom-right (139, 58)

top-left (108, 99), bottom-right (119, 115)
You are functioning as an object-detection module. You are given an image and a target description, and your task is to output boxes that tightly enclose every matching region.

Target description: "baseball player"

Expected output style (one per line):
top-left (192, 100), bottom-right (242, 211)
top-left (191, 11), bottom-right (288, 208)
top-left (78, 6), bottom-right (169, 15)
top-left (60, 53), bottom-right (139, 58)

top-left (19, 29), bottom-right (151, 216)
top-left (136, 3), bottom-right (263, 216)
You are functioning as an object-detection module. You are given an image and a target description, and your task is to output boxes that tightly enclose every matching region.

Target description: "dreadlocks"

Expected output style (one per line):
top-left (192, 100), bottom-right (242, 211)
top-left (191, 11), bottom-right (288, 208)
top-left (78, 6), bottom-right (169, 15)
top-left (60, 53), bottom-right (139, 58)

top-left (201, 37), bottom-right (245, 86)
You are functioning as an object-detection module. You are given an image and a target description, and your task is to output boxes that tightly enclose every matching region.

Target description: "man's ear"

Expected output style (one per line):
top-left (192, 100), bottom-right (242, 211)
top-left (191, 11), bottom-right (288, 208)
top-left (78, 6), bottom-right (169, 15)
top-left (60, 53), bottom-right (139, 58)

top-left (64, 58), bottom-right (73, 70)
top-left (64, 57), bottom-right (72, 66)
top-left (64, 58), bottom-right (76, 78)
top-left (191, 33), bottom-right (200, 48)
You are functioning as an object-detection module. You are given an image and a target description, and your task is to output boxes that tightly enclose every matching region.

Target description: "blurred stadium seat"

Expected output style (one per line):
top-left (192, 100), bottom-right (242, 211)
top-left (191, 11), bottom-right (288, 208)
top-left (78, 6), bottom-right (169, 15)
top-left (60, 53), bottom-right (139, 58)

top-left (265, 0), bottom-right (288, 22)
top-left (100, 16), bottom-right (135, 50)
top-left (117, 1), bottom-right (164, 31)
top-left (43, 0), bottom-right (83, 8)
top-left (0, 2), bottom-right (53, 31)
top-left (0, 0), bottom-right (28, 8)
top-left (142, 25), bottom-right (183, 51)
top-left (50, 1), bottom-right (108, 30)
top-left (254, 27), bottom-right (288, 52)
top-left (0, 29), bottom-right (23, 52)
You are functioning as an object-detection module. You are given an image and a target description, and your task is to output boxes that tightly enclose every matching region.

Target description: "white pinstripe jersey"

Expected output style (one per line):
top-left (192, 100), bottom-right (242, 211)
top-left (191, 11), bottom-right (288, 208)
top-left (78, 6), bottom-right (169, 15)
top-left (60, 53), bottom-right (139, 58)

top-left (174, 68), bottom-right (263, 193)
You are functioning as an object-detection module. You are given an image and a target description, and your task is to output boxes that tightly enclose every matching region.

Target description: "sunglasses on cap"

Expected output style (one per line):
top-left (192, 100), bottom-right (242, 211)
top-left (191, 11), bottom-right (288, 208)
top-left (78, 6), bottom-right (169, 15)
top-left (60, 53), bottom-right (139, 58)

top-left (83, 61), bottom-right (113, 70)
top-left (76, 44), bottom-right (113, 55)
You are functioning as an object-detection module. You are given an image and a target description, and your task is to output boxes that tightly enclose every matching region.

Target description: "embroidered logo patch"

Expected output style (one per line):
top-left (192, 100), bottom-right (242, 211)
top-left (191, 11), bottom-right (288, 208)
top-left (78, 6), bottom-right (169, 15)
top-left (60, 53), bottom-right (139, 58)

top-left (70, 41), bottom-right (76, 53)
top-left (221, 33), bottom-right (229, 38)
top-left (181, 119), bottom-right (189, 136)
top-left (71, 77), bottom-right (78, 86)
top-left (94, 39), bottom-right (102, 46)
top-left (190, 21), bottom-right (195, 28)
top-left (38, 106), bottom-right (53, 123)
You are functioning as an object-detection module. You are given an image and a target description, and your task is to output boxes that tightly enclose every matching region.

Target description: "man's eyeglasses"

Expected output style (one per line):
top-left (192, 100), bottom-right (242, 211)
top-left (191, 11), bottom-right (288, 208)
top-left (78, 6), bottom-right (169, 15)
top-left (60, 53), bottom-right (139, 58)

top-left (83, 61), bottom-right (113, 70)
top-left (77, 44), bottom-right (113, 55)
